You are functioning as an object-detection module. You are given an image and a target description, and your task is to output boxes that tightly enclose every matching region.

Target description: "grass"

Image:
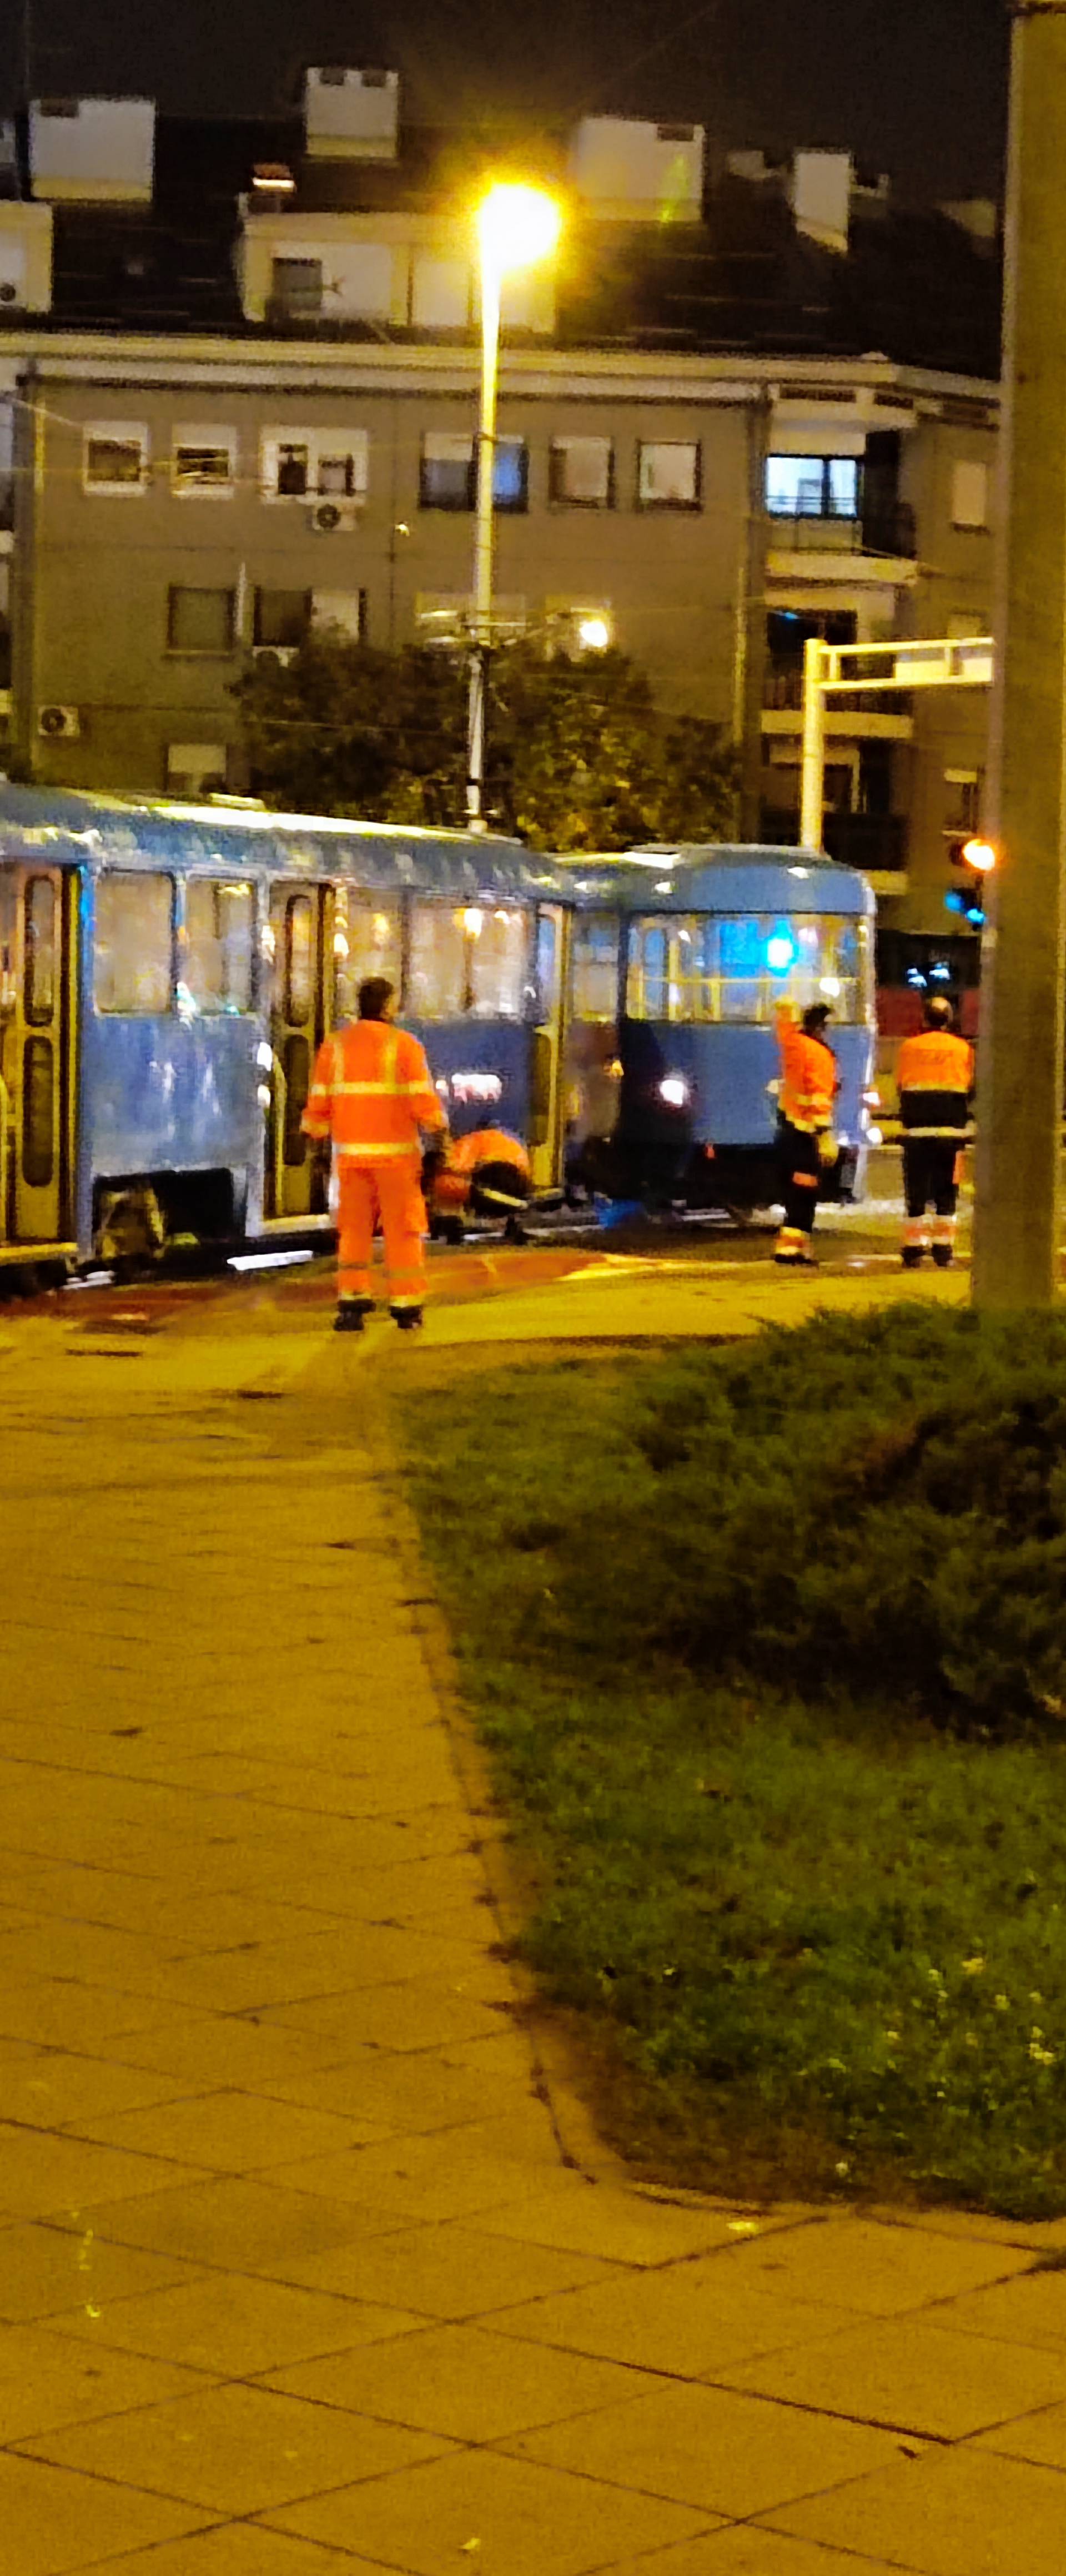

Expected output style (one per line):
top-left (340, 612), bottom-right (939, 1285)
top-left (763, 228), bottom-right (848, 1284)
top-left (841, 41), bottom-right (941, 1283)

top-left (394, 1307), bottom-right (1066, 2217)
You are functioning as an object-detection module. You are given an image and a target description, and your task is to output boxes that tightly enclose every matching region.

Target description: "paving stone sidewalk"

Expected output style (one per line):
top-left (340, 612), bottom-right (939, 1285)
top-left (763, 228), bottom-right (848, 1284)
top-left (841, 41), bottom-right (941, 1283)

top-left (3, 1290), bottom-right (1066, 2576)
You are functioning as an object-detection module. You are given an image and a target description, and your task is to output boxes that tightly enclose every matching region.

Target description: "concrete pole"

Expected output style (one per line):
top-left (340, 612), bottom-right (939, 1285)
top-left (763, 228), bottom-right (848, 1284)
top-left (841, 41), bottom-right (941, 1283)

top-left (800, 637), bottom-right (828, 849)
top-left (972, 3), bottom-right (1066, 1308)
top-left (465, 259), bottom-right (500, 832)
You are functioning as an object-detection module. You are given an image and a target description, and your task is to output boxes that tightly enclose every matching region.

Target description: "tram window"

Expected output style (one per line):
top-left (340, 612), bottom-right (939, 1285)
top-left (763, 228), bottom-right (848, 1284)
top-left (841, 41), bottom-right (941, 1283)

top-left (333, 899), bottom-right (402, 1022)
top-left (716, 916), bottom-right (766, 1022)
top-left (628, 921), bottom-right (671, 1019)
top-left (24, 876), bottom-right (56, 1026)
top-left (284, 894), bottom-right (315, 1025)
top-left (184, 880), bottom-right (254, 1014)
top-left (571, 914), bottom-right (619, 1022)
top-left (407, 905), bottom-right (466, 1020)
top-left (536, 912), bottom-right (560, 1019)
top-left (469, 907), bottom-right (529, 1019)
top-left (94, 874), bottom-right (173, 1014)
top-left (22, 1037), bottom-right (53, 1187)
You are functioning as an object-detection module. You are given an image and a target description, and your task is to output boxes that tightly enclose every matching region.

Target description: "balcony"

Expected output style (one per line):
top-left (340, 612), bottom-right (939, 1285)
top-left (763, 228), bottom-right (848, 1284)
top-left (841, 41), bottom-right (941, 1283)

top-left (766, 501), bottom-right (918, 587)
top-left (822, 812), bottom-right (908, 874)
top-left (762, 663), bottom-right (913, 740)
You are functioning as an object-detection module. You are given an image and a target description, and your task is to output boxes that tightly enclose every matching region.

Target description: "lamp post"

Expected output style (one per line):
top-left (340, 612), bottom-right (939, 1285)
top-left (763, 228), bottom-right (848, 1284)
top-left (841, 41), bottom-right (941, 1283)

top-left (466, 182), bottom-right (561, 831)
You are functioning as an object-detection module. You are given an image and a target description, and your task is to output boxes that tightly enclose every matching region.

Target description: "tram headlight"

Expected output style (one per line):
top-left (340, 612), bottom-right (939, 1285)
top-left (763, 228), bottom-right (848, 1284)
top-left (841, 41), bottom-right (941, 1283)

top-left (658, 1075), bottom-right (690, 1108)
top-left (256, 1041), bottom-right (273, 1071)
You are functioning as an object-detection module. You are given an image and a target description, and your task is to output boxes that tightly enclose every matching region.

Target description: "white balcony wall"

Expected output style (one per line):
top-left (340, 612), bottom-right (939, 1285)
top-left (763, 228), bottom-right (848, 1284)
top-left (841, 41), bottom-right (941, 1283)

top-left (29, 97), bottom-right (155, 203)
top-left (0, 204), bottom-right (53, 311)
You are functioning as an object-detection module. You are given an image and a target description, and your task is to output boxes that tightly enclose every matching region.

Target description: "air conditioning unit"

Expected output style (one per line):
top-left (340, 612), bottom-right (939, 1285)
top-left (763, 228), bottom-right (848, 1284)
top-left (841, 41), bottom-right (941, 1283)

top-left (38, 703), bottom-right (80, 738)
top-left (252, 644), bottom-right (298, 666)
top-left (0, 281), bottom-right (19, 305)
top-left (309, 498), bottom-right (358, 534)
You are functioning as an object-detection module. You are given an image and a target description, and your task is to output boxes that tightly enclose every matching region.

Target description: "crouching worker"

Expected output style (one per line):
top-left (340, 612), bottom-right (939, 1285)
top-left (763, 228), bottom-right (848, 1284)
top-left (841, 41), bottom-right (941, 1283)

top-left (773, 1000), bottom-right (839, 1267)
top-left (897, 995), bottom-right (973, 1269)
top-left (428, 1127), bottom-right (532, 1238)
top-left (302, 976), bottom-right (448, 1334)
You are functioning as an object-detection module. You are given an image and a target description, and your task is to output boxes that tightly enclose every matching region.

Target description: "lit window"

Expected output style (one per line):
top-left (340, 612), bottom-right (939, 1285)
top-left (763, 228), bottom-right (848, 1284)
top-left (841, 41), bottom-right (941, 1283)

top-left (184, 879), bottom-right (255, 1013)
top-left (167, 587), bottom-right (236, 653)
top-left (173, 432), bottom-right (235, 493)
top-left (408, 904), bottom-right (467, 1018)
top-left (624, 913), bottom-right (866, 1024)
top-left (94, 874), bottom-right (173, 1014)
top-left (419, 432), bottom-right (527, 511)
top-left (469, 908), bottom-right (530, 1019)
top-left (333, 899), bottom-right (402, 1021)
top-left (261, 430), bottom-right (369, 501)
top-left (549, 436), bottom-right (613, 506)
top-left (83, 425), bottom-right (148, 492)
top-left (637, 441), bottom-right (700, 509)
top-left (765, 455), bottom-right (861, 519)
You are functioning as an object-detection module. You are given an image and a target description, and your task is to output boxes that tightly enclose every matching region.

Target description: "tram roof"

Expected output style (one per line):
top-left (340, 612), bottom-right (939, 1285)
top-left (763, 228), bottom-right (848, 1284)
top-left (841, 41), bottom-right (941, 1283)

top-left (0, 786), bottom-right (560, 900)
top-left (557, 844), bottom-right (874, 917)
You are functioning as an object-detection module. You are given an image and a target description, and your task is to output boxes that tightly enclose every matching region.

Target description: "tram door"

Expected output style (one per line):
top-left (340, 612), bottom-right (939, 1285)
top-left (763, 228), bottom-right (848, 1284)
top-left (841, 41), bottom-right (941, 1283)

top-left (529, 904), bottom-right (569, 1190)
top-left (266, 882), bottom-right (328, 1218)
top-left (0, 864), bottom-right (68, 1244)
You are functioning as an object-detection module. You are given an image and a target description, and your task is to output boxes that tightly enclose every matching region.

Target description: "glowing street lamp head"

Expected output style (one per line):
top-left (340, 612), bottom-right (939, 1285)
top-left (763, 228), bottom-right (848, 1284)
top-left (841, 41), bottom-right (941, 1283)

top-left (476, 182), bottom-right (562, 278)
top-left (577, 614), bottom-right (611, 652)
top-left (962, 837), bottom-right (997, 873)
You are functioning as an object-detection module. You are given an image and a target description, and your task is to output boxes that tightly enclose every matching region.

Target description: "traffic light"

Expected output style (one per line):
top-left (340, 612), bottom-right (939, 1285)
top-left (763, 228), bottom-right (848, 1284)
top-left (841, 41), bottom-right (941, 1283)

top-left (945, 835), bottom-right (996, 927)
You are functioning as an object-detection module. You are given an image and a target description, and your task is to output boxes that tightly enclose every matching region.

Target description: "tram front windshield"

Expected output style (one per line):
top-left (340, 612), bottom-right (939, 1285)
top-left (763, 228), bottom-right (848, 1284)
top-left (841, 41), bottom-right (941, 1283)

top-left (626, 913), bottom-right (867, 1024)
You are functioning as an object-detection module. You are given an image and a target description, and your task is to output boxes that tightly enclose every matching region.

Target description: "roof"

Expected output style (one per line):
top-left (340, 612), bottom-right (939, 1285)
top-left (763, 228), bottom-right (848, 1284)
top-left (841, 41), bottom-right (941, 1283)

top-left (0, 112), bottom-right (1002, 376)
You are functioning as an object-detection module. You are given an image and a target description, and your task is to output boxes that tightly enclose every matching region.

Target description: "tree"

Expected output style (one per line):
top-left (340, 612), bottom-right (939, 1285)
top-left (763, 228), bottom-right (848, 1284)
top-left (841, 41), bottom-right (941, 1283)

top-left (233, 630), bottom-right (738, 847)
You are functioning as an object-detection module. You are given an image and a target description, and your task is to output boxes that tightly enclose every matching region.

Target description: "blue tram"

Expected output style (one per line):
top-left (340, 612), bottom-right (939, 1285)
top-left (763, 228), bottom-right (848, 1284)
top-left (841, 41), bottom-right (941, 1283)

top-left (0, 786), bottom-right (567, 1271)
top-left (561, 845), bottom-right (877, 1211)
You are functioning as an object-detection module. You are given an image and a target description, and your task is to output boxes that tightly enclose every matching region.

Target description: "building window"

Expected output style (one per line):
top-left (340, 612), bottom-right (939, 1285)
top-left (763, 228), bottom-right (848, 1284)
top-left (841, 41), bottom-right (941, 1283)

top-left (94, 873), bottom-right (173, 1014)
top-left (270, 257), bottom-right (324, 319)
top-left (260, 430), bottom-right (369, 502)
top-left (549, 436), bottom-right (614, 507)
top-left (254, 588), bottom-right (311, 650)
top-left (83, 424), bottom-right (148, 493)
top-left (952, 461), bottom-right (989, 530)
top-left (765, 455), bottom-right (861, 520)
top-left (172, 432), bottom-right (236, 494)
top-left (311, 590), bottom-right (366, 640)
top-left (167, 587), bottom-right (237, 654)
top-left (419, 432), bottom-right (528, 511)
top-left (165, 742), bottom-right (228, 798)
top-left (183, 879), bottom-right (255, 1014)
top-left (637, 441), bottom-right (700, 509)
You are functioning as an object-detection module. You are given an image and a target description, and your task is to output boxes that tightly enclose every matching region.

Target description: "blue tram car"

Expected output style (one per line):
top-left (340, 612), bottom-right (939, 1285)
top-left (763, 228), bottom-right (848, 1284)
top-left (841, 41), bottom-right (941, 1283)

top-left (562, 845), bottom-right (877, 1211)
top-left (0, 786), bottom-right (567, 1273)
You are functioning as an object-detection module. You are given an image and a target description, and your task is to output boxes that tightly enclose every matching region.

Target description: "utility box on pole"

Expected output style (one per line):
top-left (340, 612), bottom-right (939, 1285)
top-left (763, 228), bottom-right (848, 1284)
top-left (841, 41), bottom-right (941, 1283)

top-left (972, 4), bottom-right (1066, 1309)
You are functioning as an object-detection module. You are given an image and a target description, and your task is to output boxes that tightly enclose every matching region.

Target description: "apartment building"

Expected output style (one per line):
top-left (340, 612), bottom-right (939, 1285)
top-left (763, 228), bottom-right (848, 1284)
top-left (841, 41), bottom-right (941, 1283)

top-left (0, 82), bottom-right (1001, 950)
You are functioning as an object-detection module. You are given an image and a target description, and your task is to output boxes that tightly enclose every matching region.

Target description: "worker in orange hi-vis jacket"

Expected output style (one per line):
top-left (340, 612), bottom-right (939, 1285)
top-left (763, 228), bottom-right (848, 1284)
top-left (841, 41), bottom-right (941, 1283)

top-left (896, 994), bottom-right (974, 1270)
top-left (773, 1000), bottom-right (840, 1267)
top-left (301, 975), bottom-right (448, 1334)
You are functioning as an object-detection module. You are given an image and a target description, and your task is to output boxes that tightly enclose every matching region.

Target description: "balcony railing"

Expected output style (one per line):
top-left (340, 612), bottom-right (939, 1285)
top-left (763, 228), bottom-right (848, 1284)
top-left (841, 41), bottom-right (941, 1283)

top-left (766, 502), bottom-right (917, 561)
top-left (763, 666), bottom-right (914, 718)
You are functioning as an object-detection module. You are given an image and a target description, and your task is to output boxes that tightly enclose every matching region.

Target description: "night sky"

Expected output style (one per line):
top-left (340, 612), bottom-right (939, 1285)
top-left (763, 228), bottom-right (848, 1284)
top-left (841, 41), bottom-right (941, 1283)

top-left (8, 0), bottom-right (1008, 200)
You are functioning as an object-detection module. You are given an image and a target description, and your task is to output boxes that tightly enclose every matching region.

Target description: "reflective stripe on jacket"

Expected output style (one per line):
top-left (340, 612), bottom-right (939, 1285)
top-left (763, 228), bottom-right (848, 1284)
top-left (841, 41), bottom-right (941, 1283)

top-left (301, 1020), bottom-right (446, 1160)
top-left (897, 1029), bottom-right (974, 1137)
top-left (776, 1010), bottom-right (838, 1133)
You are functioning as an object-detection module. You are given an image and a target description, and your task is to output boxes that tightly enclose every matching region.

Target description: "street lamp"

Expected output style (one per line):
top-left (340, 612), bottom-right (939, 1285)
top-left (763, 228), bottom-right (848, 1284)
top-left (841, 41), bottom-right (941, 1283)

top-left (466, 181), bottom-right (561, 829)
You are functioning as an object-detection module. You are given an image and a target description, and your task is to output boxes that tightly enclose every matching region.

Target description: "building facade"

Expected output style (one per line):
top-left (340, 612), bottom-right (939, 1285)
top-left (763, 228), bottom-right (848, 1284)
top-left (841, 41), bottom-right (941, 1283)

top-left (0, 83), bottom-right (1002, 950)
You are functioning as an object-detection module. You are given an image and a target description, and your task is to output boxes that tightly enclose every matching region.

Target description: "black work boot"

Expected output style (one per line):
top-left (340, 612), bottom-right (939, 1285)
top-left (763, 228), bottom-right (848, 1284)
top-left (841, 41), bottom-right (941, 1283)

top-left (932, 1245), bottom-right (953, 1270)
top-left (392, 1306), bottom-right (424, 1332)
top-left (334, 1299), bottom-right (373, 1334)
top-left (901, 1246), bottom-right (924, 1270)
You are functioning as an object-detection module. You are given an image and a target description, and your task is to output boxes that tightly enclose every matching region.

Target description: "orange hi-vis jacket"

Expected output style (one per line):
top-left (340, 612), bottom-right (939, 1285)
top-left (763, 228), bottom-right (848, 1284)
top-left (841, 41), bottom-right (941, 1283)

top-left (896, 1028), bottom-right (974, 1138)
top-left (775, 1008), bottom-right (839, 1133)
top-left (301, 1019), bottom-right (447, 1162)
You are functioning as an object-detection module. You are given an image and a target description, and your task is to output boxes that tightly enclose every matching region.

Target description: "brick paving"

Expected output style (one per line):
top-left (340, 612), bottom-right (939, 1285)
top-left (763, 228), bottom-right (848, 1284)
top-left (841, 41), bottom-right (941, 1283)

top-left (1, 1276), bottom-right (1065, 2574)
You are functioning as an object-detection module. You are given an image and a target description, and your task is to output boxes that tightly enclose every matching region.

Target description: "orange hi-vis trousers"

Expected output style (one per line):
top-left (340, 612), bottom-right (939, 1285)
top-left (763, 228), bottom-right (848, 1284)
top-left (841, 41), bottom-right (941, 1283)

top-left (338, 1157), bottom-right (428, 1311)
